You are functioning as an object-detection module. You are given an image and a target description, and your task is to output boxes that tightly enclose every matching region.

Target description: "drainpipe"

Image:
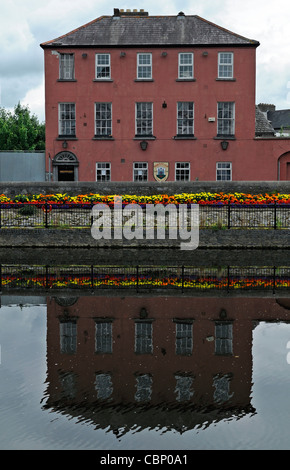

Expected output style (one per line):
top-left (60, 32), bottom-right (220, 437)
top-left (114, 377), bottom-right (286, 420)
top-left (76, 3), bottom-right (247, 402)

top-left (48, 153), bottom-right (51, 181)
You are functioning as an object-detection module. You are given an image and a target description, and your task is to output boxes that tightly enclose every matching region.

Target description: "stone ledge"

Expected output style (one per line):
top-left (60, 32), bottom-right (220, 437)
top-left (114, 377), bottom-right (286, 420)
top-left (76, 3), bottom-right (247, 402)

top-left (0, 228), bottom-right (289, 249)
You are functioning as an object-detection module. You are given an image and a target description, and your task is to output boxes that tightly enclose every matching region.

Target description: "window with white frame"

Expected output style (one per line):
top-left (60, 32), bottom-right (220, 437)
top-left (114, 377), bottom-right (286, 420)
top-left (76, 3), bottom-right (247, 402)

top-left (135, 321), bottom-right (153, 354)
top-left (177, 102), bottom-right (194, 135)
top-left (178, 52), bottom-right (194, 79)
top-left (137, 53), bottom-right (152, 79)
top-left (58, 103), bottom-right (76, 136)
top-left (95, 53), bottom-right (111, 79)
top-left (95, 321), bottom-right (113, 353)
top-left (59, 53), bottom-right (75, 80)
top-left (96, 162), bottom-right (111, 181)
top-left (216, 162), bottom-right (232, 181)
top-left (95, 103), bottom-right (112, 136)
top-left (218, 52), bottom-right (233, 79)
top-left (217, 102), bottom-right (235, 136)
top-left (136, 102), bottom-right (153, 136)
top-left (133, 162), bottom-right (148, 181)
top-left (175, 162), bottom-right (190, 181)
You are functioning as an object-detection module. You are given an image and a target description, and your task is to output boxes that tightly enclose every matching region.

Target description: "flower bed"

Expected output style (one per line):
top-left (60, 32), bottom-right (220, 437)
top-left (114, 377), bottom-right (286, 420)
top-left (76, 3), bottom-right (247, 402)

top-left (0, 191), bottom-right (290, 206)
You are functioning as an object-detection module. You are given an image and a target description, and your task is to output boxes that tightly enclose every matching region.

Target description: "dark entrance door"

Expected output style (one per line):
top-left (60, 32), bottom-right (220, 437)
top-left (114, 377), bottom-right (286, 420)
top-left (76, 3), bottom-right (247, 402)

top-left (58, 165), bottom-right (75, 181)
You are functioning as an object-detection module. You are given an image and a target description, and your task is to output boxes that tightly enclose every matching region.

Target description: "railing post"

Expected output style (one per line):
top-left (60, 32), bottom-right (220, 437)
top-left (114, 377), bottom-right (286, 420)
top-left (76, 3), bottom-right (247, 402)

top-left (45, 265), bottom-right (49, 289)
top-left (227, 202), bottom-right (231, 229)
top-left (274, 201), bottom-right (277, 229)
top-left (182, 265), bottom-right (184, 293)
top-left (45, 202), bottom-right (48, 228)
top-left (91, 265), bottom-right (94, 289)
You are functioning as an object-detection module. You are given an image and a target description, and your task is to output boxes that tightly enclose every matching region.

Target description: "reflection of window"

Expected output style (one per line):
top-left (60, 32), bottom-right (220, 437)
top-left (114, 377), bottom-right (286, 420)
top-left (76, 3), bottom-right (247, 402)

top-left (96, 162), bottom-right (111, 181)
top-left (218, 52), bottom-right (233, 78)
top-left (178, 53), bottom-right (193, 79)
top-left (95, 373), bottom-right (113, 400)
top-left (60, 320), bottom-right (77, 354)
top-left (135, 374), bottom-right (152, 402)
top-left (95, 321), bottom-right (112, 353)
top-left (59, 371), bottom-right (77, 399)
top-left (95, 53), bottom-right (111, 79)
top-left (213, 373), bottom-right (233, 404)
top-left (137, 53), bottom-right (152, 79)
top-left (175, 321), bottom-right (193, 355)
top-left (135, 321), bottom-right (153, 354)
top-left (59, 53), bottom-right (75, 80)
top-left (215, 322), bottom-right (233, 355)
top-left (175, 375), bottom-right (194, 402)
top-left (133, 162), bottom-right (148, 181)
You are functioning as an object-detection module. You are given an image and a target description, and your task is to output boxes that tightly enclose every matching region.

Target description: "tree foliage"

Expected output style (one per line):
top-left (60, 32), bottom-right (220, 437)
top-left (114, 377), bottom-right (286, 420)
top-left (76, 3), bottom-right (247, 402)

top-left (0, 103), bottom-right (45, 151)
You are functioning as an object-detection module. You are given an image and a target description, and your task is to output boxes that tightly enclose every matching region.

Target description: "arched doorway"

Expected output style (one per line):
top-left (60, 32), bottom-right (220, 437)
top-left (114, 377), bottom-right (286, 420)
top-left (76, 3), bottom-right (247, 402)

top-left (278, 152), bottom-right (290, 180)
top-left (52, 151), bottom-right (79, 181)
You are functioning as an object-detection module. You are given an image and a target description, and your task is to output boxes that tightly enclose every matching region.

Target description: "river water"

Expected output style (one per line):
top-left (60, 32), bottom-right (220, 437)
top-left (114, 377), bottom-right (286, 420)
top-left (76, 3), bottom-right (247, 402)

top-left (0, 248), bottom-right (290, 451)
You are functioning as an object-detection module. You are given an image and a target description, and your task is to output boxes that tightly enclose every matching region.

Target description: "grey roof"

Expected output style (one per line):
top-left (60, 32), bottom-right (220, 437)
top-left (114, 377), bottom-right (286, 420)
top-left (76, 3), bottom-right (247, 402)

top-left (255, 106), bottom-right (275, 136)
top-left (41, 12), bottom-right (259, 48)
top-left (267, 109), bottom-right (290, 130)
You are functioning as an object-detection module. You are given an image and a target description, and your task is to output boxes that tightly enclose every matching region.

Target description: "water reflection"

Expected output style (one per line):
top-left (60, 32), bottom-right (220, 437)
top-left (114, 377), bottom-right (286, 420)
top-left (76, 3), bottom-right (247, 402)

top-left (35, 294), bottom-right (290, 437)
top-left (1, 248), bottom-right (290, 449)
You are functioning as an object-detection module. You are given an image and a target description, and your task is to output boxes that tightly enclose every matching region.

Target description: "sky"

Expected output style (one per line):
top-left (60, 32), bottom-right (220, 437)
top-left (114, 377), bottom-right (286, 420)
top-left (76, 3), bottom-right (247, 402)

top-left (1, 0), bottom-right (290, 123)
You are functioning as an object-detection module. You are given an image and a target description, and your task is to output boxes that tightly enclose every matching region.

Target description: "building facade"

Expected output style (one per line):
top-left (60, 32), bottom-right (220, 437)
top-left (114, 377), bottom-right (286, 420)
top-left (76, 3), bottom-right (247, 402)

top-left (41, 9), bottom-right (290, 182)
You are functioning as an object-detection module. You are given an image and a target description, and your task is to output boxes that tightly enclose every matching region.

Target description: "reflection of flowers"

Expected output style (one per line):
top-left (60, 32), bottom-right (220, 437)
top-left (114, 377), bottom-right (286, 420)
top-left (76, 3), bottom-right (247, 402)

top-left (2, 274), bottom-right (290, 289)
top-left (0, 191), bottom-right (290, 206)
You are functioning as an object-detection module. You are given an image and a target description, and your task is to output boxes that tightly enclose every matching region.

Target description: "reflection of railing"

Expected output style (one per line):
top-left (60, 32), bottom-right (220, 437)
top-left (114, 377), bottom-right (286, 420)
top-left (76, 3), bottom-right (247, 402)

top-left (1, 265), bottom-right (290, 291)
top-left (0, 202), bottom-right (289, 229)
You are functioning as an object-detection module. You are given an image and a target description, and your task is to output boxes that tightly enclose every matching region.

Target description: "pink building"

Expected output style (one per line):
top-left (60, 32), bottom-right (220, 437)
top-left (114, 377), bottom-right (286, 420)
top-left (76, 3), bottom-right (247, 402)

top-left (41, 9), bottom-right (290, 182)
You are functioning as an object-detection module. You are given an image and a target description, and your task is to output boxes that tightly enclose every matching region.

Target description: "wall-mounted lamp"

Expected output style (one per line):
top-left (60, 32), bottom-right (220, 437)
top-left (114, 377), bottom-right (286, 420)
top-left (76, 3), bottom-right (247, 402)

top-left (221, 140), bottom-right (229, 150)
top-left (140, 140), bottom-right (148, 151)
top-left (62, 140), bottom-right (68, 149)
top-left (202, 51), bottom-right (208, 57)
top-left (162, 101), bottom-right (167, 108)
top-left (120, 51), bottom-right (126, 57)
top-left (82, 53), bottom-right (87, 59)
top-left (161, 51), bottom-right (167, 57)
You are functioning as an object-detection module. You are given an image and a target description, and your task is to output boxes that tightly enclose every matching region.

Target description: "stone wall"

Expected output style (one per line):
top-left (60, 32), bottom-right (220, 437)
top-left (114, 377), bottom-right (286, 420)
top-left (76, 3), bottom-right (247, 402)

top-left (0, 228), bottom-right (288, 252)
top-left (0, 180), bottom-right (290, 197)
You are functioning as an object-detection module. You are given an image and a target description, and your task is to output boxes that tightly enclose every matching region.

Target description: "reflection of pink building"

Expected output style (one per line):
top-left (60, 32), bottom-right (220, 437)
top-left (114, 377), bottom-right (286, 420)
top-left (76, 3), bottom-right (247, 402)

top-left (41, 9), bottom-right (290, 182)
top-left (44, 295), bottom-right (290, 431)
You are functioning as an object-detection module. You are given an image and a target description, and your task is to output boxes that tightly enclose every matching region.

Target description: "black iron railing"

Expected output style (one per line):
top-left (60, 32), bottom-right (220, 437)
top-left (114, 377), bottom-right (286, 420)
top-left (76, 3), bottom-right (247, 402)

top-left (0, 202), bottom-right (289, 229)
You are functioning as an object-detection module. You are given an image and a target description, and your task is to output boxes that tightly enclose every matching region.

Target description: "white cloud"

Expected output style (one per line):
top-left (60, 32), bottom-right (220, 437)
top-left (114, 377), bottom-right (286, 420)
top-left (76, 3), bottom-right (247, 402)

top-left (21, 78), bottom-right (45, 122)
top-left (1, 0), bottom-right (290, 118)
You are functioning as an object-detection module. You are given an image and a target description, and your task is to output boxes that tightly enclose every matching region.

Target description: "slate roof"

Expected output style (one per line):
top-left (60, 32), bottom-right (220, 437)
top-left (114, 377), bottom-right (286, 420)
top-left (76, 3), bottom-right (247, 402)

top-left (267, 109), bottom-right (290, 130)
top-left (40, 11), bottom-right (259, 48)
top-left (255, 106), bottom-right (275, 136)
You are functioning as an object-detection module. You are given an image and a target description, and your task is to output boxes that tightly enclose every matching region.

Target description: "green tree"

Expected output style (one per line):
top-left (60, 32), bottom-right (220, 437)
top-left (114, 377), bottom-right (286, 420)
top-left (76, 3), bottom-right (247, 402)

top-left (0, 103), bottom-right (45, 151)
